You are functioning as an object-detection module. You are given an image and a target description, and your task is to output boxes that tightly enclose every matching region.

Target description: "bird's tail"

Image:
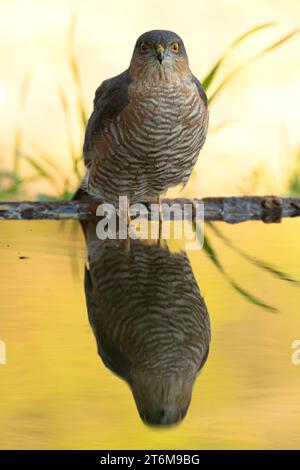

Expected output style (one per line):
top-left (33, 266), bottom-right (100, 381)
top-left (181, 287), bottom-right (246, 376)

top-left (71, 185), bottom-right (89, 201)
top-left (71, 170), bottom-right (91, 201)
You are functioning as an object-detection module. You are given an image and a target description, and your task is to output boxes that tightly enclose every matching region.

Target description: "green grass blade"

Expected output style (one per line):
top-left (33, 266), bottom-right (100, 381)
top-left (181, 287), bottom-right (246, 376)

top-left (202, 61), bottom-right (223, 92)
top-left (0, 172), bottom-right (24, 198)
top-left (38, 155), bottom-right (65, 179)
top-left (208, 28), bottom-right (299, 104)
top-left (207, 221), bottom-right (299, 284)
top-left (12, 68), bottom-right (32, 176)
top-left (288, 148), bottom-right (300, 196)
top-left (261, 29), bottom-right (299, 54)
top-left (251, 258), bottom-right (299, 283)
top-left (67, 9), bottom-right (88, 130)
top-left (231, 22), bottom-right (276, 47)
top-left (58, 87), bottom-right (82, 182)
top-left (230, 281), bottom-right (278, 313)
top-left (69, 54), bottom-right (88, 129)
top-left (193, 221), bottom-right (224, 272)
top-left (202, 22), bottom-right (275, 91)
top-left (22, 155), bottom-right (61, 191)
top-left (203, 236), bottom-right (225, 273)
top-left (192, 220), bottom-right (278, 312)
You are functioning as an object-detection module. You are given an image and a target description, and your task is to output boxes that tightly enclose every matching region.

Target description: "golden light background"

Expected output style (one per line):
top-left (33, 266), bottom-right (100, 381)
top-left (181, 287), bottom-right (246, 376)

top-left (1, 1), bottom-right (300, 450)
top-left (0, 0), bottom-right (300, 198)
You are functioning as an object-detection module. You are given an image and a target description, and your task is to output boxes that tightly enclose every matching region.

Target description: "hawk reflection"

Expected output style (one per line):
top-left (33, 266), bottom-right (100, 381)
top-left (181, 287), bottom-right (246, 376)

top-left (82, 219), bottom-right (210, 426)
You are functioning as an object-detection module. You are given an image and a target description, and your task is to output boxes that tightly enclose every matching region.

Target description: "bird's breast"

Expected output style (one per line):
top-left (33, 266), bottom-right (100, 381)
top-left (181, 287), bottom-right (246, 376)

top-left (122, 80), bottom-right (204, 156)
top-left (88, 79), bottom-right (208, 204)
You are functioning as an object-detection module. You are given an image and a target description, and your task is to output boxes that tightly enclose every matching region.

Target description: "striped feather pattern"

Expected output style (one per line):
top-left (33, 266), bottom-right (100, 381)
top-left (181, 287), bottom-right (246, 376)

top-left (87, 239), bottom-right (210, 376)
top-left (86, 78), bottom-right (208, 205)
top-left (82, 225), bottom-right (210, 424)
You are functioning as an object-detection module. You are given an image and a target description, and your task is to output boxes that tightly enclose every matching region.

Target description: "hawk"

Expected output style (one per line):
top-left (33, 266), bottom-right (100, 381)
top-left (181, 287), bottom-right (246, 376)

top-left (81, 29), bottom-right (208, 207)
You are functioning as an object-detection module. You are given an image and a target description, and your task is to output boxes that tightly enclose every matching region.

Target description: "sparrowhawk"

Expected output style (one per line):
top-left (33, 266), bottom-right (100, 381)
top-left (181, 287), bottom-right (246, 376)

top-left (81, 30), bottom-right (209, 206)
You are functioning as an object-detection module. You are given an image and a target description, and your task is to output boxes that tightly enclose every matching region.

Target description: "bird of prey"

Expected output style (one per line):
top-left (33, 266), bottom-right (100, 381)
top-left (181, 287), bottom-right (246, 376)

top-left (81, 218), bottom-right (211, 426)
top-left (81, 29), bottom-right (209, 208)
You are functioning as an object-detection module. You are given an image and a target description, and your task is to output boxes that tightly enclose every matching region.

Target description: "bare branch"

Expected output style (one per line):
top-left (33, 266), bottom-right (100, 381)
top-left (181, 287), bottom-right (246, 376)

top-left (0, 196), bottom-right (299, 223)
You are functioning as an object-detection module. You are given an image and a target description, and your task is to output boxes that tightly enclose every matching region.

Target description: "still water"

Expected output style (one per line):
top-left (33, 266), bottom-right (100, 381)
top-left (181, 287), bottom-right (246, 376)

top-left (0, 218), bottom-right (300, 449)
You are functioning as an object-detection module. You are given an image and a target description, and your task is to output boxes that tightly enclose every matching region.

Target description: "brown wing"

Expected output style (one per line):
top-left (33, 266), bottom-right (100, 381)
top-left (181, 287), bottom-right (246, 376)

top-left (83, 69), bottom-right (132, 168)
top-left (192, 74), bottom-right (208, 107)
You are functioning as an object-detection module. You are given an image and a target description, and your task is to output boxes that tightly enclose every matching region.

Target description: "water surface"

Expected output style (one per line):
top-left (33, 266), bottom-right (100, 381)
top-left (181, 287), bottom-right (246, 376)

top-left (0, 218), bottom-right (300, 449)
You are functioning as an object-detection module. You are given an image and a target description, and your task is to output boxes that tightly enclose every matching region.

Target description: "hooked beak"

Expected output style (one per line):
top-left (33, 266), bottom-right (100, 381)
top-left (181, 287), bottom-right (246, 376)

top-left (156, 44), bottom-right (165, 64)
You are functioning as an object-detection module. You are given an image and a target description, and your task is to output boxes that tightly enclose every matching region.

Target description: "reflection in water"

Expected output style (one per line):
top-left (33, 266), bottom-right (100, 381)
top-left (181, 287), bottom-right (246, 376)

top-left (1, 220), bottom-right (300, 448)
top-left (81, 219), bottom-right (211, 426)
top-left (201, 221), bottom-right (299, 313)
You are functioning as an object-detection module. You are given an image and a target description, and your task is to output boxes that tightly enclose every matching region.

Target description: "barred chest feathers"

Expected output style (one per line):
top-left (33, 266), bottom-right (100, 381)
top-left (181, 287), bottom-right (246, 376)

top-left (87, 77), bottom-right (208, 205)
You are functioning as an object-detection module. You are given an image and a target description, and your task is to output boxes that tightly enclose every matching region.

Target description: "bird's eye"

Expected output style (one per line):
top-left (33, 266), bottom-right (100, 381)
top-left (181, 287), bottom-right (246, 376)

top-left (170, 42), bottom-right (180, 53)
top-left (140, 42), bottom-right (150, 53)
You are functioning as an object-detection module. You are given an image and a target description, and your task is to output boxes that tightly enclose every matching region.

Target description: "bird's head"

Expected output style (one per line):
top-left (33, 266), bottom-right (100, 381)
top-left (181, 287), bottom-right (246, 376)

top-left (129, 29), bottom-right (190, 82)
top-left (130, 370), bottom-right (194, 427)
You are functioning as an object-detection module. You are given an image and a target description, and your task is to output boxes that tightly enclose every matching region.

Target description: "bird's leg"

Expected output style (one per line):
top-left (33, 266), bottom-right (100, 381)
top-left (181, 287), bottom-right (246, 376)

top-left (191, 198), bottom-right (204, 244)
top-left (119, 195), bottom-right (131, 250)
top-left (126, 196), bottom-right (132, 230)
top-left (126, 196), bottom-right (131, 251)
top-left (157, 195), bottom-right (163, 246)
top-left (191, 198), bottom-right (199, 235)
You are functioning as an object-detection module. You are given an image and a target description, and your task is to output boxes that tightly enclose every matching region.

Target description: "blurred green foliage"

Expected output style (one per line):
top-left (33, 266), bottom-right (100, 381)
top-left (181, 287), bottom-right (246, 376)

top-left (287, 148), bottom-right (300, 196)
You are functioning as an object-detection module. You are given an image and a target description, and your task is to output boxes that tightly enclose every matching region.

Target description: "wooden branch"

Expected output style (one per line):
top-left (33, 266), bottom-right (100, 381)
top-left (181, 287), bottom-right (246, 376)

top-left (0, 196), bottom-right (300, 223)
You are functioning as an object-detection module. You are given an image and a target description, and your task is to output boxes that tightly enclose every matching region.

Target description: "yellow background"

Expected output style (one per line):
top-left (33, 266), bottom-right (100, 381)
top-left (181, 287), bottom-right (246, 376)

top-left (1, 219), bottom-right (300, 449)
top-left (0, 0), bottom-right (299, 197)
